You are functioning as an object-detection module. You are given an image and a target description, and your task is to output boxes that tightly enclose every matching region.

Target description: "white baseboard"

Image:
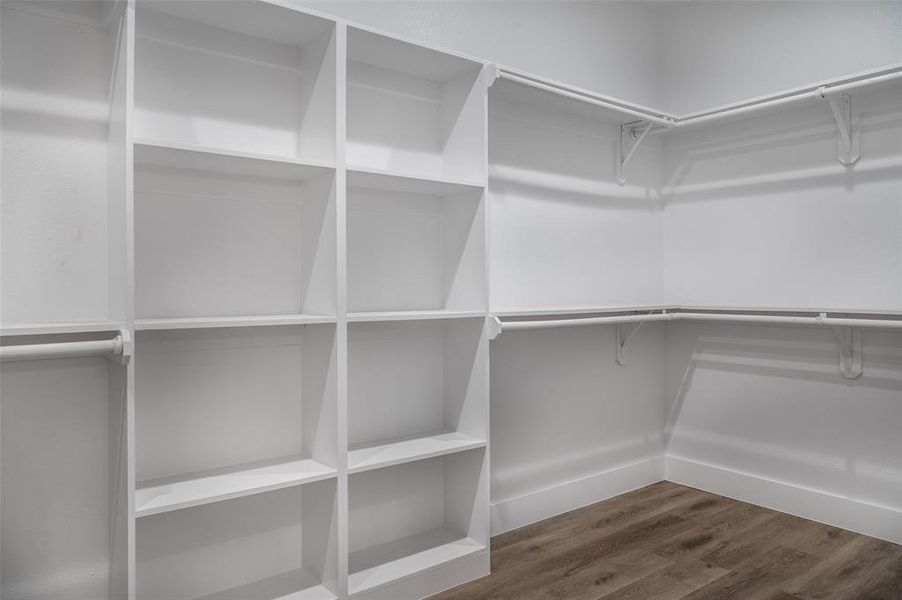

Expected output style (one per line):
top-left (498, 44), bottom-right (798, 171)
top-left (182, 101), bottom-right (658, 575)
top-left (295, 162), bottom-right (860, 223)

top-left (490, 456), bottom-right (665, 535)
top-left (666, 455), bottom-right (902, 544)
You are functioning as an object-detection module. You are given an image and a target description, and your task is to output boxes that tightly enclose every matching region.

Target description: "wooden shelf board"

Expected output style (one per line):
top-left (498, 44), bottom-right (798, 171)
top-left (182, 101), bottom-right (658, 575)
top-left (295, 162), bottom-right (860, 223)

top-left (136, 314), bottom-right (336, 331)
top-left (347, 165), bottom-right (485, 196)
top-left (349, 527), bottom-right (485, 596)
top-left (136, 455), bottom-right (336, 518)
top-left (348, 310), bottom-right (486, 323)
top-left (195, 568), bottom-right (336, 600)
top-left (1, 320), bottom-right (126, 337)
top-left (134, 139), bottom-right (335, 180)
top-left (349, 431), bottom-right (486, 474)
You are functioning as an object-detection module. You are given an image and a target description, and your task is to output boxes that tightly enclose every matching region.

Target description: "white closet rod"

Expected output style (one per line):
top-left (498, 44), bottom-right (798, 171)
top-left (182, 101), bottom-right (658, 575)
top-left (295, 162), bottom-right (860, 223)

top-left (0, 331), bottom-right (131, 363)
top-left (495, 311), bottom-right (902, 333)
top-left (676, 67), bottom-right (902, 129)
top-left (497, 65), bottom-right (902, 130)
top-left (497, 70), bottom-right (675, 127)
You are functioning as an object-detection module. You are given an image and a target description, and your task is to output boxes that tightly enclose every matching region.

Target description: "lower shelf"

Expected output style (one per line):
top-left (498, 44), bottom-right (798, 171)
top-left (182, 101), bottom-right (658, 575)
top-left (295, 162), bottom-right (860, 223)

top-left (348, 527), bottom-right (485, 596)
top-left (348, 431), bottom-right (486, 474)
top-left (136, 455), bottom-right (336, 517)
top-left (195, 569), bottom-right (336, 600)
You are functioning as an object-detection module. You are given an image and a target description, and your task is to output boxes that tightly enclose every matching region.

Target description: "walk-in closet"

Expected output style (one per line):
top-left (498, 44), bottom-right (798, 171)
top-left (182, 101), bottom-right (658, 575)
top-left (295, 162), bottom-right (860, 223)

top-left (2, 1), bottom-right (900, 599)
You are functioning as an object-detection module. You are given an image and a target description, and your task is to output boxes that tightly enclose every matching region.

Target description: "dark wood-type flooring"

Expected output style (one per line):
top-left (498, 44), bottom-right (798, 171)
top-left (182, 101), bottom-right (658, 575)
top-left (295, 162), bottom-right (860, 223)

top-left (429, 482), bottom-right (902, 600)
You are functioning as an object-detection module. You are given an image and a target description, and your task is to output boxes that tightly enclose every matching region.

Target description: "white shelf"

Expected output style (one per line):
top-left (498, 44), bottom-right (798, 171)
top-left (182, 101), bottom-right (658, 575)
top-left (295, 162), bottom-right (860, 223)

top-left (195, 569), bottom-right (336, 600)
top-left (134, 139), bottom-right (336, 178)
top-left (348, 528), bottom-right (485, 596)
top-left (492, 305), bottom-right (670, 318)
top-left (347, 310), bottom-right (485, 323)
top-left (136, 455), bottom-right (336, 517)
top-left (136, 314), bottom-right (336, 331)
top-left (349, 431), bottom-right (486, 474)
top-left (1, 320), bottom-right (126, 337)
top-left (348, 165), bottom-right (486, 195)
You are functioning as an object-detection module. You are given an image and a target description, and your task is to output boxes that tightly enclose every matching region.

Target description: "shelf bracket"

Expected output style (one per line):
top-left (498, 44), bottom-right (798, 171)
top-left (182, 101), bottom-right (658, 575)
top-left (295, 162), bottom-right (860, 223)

top-left (822, 89), bottom-right (860, 166)
top-left (617, 121), bottom-right (653, 186)
top-left (615, 321), bottom-right (645, 366)
top-left (488, 316), bottom-right (503, 341)
top-left (112, 328), bottom-right (133, 365)
top-left (826, 317), bottom-right (862, 379)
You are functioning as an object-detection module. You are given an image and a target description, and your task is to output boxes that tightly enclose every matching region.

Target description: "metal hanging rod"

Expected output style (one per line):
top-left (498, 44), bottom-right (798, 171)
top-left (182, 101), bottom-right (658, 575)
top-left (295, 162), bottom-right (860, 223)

top-left (490, 310), bottom-right (901, 379)
top-left (496, 70), bottom-right (675, 127)
top-left (674, 66), bottom-right (902, 129)
top-left (492, 311), bottom-right (902, 334)
top-left (494, 64), bottom-right (902, 131)
top-left (0, 329), bottom-right (132, 364)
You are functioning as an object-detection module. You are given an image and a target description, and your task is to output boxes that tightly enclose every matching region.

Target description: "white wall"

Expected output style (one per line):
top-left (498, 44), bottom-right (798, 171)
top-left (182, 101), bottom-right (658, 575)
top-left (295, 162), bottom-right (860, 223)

top-left (297, 0), bottom-right (661, 107)
top-left (665, 323), bottom-right (902, 542)
top-left (657, 1), bottom-right (902, 115)
top-left (491, 324), bottom-right (667, 534)
top-left (658, 2), bottom-right (902, 543)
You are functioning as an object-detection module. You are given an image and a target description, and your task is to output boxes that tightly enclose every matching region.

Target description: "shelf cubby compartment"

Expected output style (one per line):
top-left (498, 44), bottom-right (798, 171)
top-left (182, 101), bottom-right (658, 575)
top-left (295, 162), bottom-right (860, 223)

top-left (1, 1), bottom-right (128, 329)
top-left (348, 318), bottom-right (488, 473)
top-left (134, 1), bottom-right (336, 162)
top-left (137, 482), bottom-right (338, 600)
top-left (134, 142), bottom-right (336, 323)
top-left (348, 449), bottom-right (488, 597)
top-left (347, 169), bottom-right (485, 315)
top-left (135, 324), bottom-right (338, 511)
top-left (347, 28), bottom-right (486, 182)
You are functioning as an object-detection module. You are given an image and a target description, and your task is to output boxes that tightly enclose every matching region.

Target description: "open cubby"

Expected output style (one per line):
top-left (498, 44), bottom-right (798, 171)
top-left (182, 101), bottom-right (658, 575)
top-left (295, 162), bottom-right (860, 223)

top-left (347, 318), bottom-right (487, 473)
top-left (137, 481), bottom-right (338, 600)
top-left (1, 340), bottom-right (128, 600)
top-left (134, 1), bottom-right (336, 161)
top-left (347, 170), bottom-right (485, 315)
top-left (134, 143), bottom-right (336, 323)
top-left (348, 449), bottom-right (488, 596)
top-left (135, 324), bottom-right (337, 516)
top-left (347, 28), bottom-right (485, 182)
top-left (1, 0), bottom-right (126, 329)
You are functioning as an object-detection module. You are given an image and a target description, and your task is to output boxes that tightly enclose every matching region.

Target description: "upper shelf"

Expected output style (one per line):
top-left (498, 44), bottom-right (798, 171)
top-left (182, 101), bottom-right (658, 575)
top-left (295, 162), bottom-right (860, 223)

top-left (491, 63), bottom-right (902, 131)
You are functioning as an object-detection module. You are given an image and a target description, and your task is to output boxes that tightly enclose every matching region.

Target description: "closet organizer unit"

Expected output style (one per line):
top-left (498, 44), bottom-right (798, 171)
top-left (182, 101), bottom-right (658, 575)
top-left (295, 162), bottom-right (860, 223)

top-left (132, 1), bottom-right (340, 599)
top-left (2, 1), bottom-right (491, 599)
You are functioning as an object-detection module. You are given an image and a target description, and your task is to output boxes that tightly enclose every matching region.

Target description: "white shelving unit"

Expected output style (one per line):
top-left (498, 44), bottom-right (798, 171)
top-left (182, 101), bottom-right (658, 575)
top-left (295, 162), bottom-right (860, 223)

top-left (0, 3), bottom-right (491, 599)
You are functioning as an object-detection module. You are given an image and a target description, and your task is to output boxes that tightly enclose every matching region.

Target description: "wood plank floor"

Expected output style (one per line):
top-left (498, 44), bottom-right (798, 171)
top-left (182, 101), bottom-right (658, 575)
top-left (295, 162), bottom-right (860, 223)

top-left (429, 482), bottom-right (902, 600)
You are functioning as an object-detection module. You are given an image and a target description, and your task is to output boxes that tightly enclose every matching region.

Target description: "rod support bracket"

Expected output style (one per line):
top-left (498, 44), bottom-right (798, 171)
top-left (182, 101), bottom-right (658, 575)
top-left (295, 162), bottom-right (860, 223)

top-left (822, 89), bottom-right (860, 166)
top-left (827, 319), bottom-right (862, 380)
top-left (488, 316), bottom-right (503, 341)
top-left (617, 121), bottom-right (653, 186)
top-left (112, 328), bottom-right (133, 365)
top-left (615, 321), bottom-right (645, 366)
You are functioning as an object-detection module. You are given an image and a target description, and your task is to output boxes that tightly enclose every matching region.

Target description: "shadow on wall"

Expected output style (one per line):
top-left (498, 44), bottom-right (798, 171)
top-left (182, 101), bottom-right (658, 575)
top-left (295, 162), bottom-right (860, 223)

top-left (664, 324), bottom-right (902, 510)
top-left (661, 88), bottom-right (902, 203)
